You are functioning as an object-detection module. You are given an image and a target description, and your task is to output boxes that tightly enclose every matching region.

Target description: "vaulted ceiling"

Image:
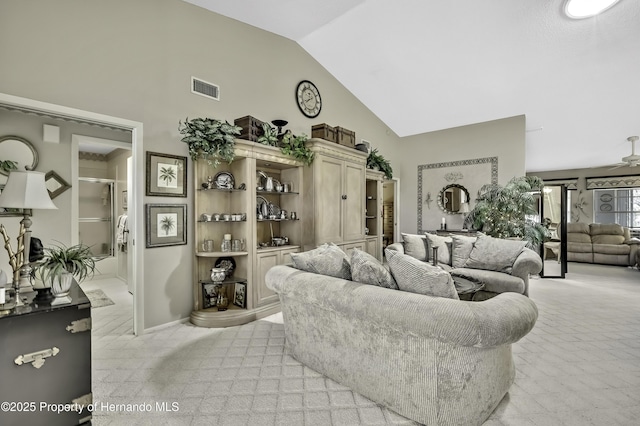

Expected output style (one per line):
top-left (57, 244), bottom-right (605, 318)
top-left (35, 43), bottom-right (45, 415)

top-left (183, 0), bottom-right (640, 172)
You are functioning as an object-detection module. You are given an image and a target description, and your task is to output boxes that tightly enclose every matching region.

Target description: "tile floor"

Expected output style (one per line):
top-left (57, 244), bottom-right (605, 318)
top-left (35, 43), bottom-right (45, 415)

top-left (85, 263), bottom-right (640, 425)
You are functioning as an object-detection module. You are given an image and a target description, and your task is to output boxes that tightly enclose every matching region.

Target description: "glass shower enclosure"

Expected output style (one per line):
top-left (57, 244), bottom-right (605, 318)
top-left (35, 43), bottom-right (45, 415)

top-left (78, 177), bottom-right (115, 260)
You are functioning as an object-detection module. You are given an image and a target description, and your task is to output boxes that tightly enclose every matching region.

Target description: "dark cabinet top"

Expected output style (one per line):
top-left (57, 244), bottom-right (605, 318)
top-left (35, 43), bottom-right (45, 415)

top-left (0, 282), bottom-right (90, 320)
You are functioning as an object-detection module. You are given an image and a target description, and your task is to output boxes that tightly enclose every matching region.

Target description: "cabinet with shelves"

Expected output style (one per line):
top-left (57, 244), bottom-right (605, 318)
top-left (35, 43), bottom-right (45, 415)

top-left (254, 246), bottom-right (300, 307)
top-left (191, 140), bottom-right (303, 328)
top-left (365, 169), bottom-right (384, 260)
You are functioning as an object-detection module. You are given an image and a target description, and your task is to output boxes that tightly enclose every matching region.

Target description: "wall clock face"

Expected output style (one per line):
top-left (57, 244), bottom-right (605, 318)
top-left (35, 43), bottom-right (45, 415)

top-left (296, 80), bottom-right (322, 118)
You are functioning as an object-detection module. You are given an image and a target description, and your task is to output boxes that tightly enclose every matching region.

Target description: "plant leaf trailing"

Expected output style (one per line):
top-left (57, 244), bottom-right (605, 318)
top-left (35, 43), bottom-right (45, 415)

top-left (257, 123), bottom-right (279, 147)
top-left (35, 242), bottom-right (97, 286)
top-left (0, 159), bottom-right (18, 174)
top-left (280, 131), bottom-right (314, 166)
top-left (366, 149), bottom-right (393, 179)
top-left (178, 117), bottom-right (242, 168)
top-left (465, 175), bottom-right (549, 249)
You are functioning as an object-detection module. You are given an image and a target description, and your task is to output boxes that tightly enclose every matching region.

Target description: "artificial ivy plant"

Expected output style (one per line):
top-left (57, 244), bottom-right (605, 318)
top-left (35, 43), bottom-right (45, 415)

top-left (366, 149), bottom-right (393, 179)
top-left (466, 175), bottom-right (549, 248)
top-left (257, 123), bottom-right (279, 147)
top-left (178, 117), bottom-right (242, 168)
top-left (280, 131), bottom-right (314, 166)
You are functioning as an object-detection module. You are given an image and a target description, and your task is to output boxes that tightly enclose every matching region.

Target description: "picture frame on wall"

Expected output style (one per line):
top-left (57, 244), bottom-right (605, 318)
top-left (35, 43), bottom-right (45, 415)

top-left (146, 151), bottom-right (187, 197)
top-left (145, 203), bottom-right (187, 248)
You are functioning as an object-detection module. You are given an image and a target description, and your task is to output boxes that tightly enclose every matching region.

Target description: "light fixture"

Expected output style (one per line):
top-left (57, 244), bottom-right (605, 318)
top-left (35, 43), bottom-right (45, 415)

top-left (564, 0), bottom-right (621, 19)
top-left (0, 171), bottom-right (57, 306)
top-left (459, 202), bottom-right (470, 229)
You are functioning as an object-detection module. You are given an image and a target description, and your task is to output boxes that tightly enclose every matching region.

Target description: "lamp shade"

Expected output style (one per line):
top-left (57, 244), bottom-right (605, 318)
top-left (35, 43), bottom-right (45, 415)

top-left (0, 171), bottom-right (57, 209)
top-left (459, 202), bottom-right (470, 214)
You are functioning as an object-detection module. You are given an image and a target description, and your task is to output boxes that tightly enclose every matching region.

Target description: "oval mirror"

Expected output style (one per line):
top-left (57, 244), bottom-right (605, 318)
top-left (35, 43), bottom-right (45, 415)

top-left (438, 184), bottom-right (470, 214)
top-left (0, 136), bottom-right (39, 176)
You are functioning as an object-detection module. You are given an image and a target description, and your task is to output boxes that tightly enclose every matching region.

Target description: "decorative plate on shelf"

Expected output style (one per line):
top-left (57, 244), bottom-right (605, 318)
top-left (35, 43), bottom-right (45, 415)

top-left (214, 171), bottom-right (235, 190)
top-left (215, 257), bottom-right (236, 278)
top-left (256, 195), bottom-right (268, 215)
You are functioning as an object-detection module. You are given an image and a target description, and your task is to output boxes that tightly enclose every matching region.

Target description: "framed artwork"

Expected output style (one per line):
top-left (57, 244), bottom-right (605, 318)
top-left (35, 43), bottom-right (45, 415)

top-left (146, 151), bottom-right (187, 197)
top-left (233, 282), bottom-right (247, 308)
top-left (145, 204), bottom-right (187, 248)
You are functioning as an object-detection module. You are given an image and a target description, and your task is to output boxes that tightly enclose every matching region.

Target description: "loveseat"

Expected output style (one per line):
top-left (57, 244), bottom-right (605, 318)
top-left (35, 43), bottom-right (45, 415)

top-left (387, 232), bottom-right (543, 299)
top-left (266, 263), bottom-right (538, 426)
top-left (567, 223), bottom-right (640, 266)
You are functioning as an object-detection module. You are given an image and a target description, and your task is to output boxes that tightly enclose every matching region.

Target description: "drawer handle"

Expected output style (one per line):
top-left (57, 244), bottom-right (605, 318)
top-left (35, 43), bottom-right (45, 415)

top-left (341, 194), bottom-right (347, 200)
top-left (14, 347), bottom-right (60, 369)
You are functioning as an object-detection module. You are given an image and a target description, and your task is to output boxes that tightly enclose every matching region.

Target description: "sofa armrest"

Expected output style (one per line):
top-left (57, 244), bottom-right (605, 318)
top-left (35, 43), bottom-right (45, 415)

top-left (266, 265), bottom-right (538, 348)
top-left (385, 242), bottom-right (405, 255)
top-left (512, 247), bottom-right (542, 278)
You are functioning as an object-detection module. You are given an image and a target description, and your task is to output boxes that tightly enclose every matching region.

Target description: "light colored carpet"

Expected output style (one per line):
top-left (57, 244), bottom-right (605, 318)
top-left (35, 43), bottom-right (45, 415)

top-left (85, 289), bottom-right (115, 308)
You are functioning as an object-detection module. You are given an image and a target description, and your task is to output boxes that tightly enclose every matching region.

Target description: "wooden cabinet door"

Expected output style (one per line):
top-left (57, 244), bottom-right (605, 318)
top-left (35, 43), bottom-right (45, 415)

top-left (255, 251), bottom-right (280, 307)
top-left (315, 156), bottom-right (344, 244)
top-left (365, 237), bottom-right (380, 261)
top-left (280, 247), bottom-right (300, 265)
top-left (343, 161), bottom-right (365, 242)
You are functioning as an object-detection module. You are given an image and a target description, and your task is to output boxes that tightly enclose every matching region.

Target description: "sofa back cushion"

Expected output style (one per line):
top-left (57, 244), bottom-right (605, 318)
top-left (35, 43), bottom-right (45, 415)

top-left (590, 223), bottom-right (626, 244)
top-left (425, 233), bottom-right (453, 265)
top-left (451, 234), bottom-right (477, 268)
top-left (385, 249), bottom-right (459, 300)
top-left (567, 222), bottom-right (592, 243)
top-left (401, 233), bottom-right (428, 261)
top-left (464, 234), bottom-right (527, 273)
top-left (290, 243), bottom-right (352, 280)
top-left (350, 248), bottom-right (398, 289)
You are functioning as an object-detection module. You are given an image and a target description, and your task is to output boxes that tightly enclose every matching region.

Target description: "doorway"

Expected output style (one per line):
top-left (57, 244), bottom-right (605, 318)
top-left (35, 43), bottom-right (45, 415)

top-left (540, 184), bottom-right (568, 278)
top-left (382, 178), bottom-right (400, 247)
top-left (0, 92), bottom-right (145, 335)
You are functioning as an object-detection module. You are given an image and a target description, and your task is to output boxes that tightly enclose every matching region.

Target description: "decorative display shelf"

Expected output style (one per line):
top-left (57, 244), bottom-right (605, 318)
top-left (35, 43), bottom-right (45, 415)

top-left (197, 219), bottom-right (247, 223)
top-left (257, 218), bottom-right (299, 222)
top-left (196, 251), bottom-right (249, 257)
top-left (198, 188), bottom-right (247, 192)
top-left (199, 277), bottom-right (247, 285)
top-left (256, 190), bottom-right (300, 195)
top-left (257, 245), bottom-right (300, 253)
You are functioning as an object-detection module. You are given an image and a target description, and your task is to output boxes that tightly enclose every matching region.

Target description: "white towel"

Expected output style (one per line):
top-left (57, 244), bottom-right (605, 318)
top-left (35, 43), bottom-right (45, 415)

top-left (116, 214), bottom-right (128, 251)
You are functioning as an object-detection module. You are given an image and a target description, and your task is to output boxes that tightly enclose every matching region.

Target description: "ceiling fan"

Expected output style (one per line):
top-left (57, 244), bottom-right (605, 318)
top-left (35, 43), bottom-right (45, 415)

top-left (609, 136), bottom-right (639, 169)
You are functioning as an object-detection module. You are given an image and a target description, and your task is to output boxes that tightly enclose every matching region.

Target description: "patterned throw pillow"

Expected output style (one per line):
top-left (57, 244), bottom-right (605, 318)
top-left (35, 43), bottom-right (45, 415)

top-left (464, 234), bottom-right (527, 273)
top-left (350, 248), bottom-right (398, 289)
top-left (290, 243), bottom-right (352, 280)
top-left (385, 249), bottom-right (459, 300)
top-left (451, 234), bottom-right (477, 268)
top-left (425, 233), bottom-right (453, 265)
top-left (401, 233), bottom-right (428, 261)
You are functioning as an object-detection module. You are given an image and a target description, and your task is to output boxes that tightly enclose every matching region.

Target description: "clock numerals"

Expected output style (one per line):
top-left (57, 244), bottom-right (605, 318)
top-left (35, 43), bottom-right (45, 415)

top-left (296, 80), bottom-right (322, 118)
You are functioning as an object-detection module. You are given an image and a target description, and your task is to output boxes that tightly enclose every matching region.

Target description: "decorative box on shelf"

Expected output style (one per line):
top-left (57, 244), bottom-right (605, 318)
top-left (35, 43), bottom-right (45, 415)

top-left (234, 115), bottom-right (265, 142)
top-left (311, 123), bottom-right (337, 143)
top-left (335, 126), bottom-right (356, 148)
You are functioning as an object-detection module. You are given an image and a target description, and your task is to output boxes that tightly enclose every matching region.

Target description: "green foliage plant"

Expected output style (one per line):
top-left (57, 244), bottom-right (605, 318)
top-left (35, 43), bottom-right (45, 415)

top-left (178, 117), bottom-right (242, 168)
top-left (0, 160), bottom-right (18, 174)
top-left (280, 131), bottom-right (314, 166)
top-left (257, 123), bottom-right (279, 147)
top-left (366, 149), bottom-right (393, 179)
top-left (466, 176), bottom-right (549, 248)
top-left (36, 242), bottom-right (97, 286)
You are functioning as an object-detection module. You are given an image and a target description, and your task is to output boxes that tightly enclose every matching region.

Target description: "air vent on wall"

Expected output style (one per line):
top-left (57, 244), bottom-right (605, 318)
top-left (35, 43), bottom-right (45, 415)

top-left (191, 77), bottom-right (220, 101)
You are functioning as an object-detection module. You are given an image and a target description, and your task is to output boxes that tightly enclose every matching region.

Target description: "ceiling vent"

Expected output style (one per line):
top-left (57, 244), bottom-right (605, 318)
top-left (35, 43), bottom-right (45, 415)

top-left (191, 77), bottom-right (220, 101)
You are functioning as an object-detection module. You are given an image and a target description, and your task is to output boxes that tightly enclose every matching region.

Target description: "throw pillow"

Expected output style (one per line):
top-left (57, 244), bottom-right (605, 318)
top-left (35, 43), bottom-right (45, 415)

top-left (451, 234), bottom-right (477, 268)
top-left (350, 248), bottom-right (398, 290)
top-left (401, 233), bottom-right (428, 261)
top-left (425, 233), bottom-right (452, 265)
top-left (464, 234), bottom-right (527, 273)
top-left (290, 243), bottom-right (352, 280)
top-left (385, 249), bottom-right (459, 300)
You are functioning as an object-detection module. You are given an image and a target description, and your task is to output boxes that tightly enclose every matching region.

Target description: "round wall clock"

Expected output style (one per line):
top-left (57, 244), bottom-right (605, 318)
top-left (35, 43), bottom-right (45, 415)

top-left (296, 80), bottom-right (322, 118)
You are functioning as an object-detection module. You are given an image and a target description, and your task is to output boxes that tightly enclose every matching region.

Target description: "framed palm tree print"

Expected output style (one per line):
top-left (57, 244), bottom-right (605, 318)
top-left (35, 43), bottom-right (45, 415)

top-left (146, 151), bottom-right (187, 197)
top-left (146, 204), bottom-right (187, 248)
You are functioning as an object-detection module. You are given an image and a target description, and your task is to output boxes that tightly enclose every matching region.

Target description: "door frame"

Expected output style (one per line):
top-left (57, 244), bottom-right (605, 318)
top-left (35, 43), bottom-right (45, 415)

top-left (0, 92), bottom-right (145, 335)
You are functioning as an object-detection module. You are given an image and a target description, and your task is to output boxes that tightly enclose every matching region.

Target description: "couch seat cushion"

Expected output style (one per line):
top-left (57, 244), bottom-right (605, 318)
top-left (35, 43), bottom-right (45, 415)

top-left (425, 233), bottom-right (452, 265)
top-left (385, 249), bottom-right (459, 300)
top-left (290, 243), bottom-right (351, 280)
top-left (592, 235), bottom-right (625, 245)
top-left (350, 248), bottom-right (398, 289)
top-left (464, 234), bottom-right (527, 273)
top-left (401, 233), bottom-right (428, 261)
top-left (451, 268), bottom-right (525, 294)
top-left (592, 244), bottom-right (630, 255)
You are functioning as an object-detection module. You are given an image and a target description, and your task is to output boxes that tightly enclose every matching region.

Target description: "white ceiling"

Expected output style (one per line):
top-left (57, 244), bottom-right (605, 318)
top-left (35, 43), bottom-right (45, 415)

top-left (183, 0), bottom-right (640, 172)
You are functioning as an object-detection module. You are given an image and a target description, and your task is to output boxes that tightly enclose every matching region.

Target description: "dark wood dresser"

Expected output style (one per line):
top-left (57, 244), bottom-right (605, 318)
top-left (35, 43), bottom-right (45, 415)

top-left (0, 284), bottom-right (92, 425)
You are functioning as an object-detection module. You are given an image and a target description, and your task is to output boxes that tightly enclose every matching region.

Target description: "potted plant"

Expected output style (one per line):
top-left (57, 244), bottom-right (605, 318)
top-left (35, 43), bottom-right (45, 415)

top-left (257, 123), bottom-right (279, 147)
top-left (280, 131), bottom-right (314, 165)
top-left (0, 159), bottom-right (17, 174)
top-left (178, 117), bottom-right (242, 168)
top-left (33, 242), bottom-right (97, 302)
top-left (367, 149), bottom-right (393, 179)
top-left (466, 176), bottom-right (549, 248)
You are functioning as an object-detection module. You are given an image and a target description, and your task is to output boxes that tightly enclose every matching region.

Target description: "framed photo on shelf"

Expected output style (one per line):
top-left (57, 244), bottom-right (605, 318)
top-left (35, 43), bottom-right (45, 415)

top-left (145, 204), bottom-right (187, 248)
top-left (202, 283), bottom-right (219, 309)
top-left (233, 282), bottom-right (247, 308)
top-left (146, 151), bottom-right (187, 197)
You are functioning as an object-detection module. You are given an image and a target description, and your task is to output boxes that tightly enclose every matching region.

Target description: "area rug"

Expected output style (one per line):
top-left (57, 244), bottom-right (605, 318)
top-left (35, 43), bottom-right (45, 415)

top-left (84, 289), bottom-right (115, 308)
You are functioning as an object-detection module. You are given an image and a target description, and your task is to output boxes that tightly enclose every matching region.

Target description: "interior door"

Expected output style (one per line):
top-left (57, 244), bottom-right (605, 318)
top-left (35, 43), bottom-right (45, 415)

top-left (540, 184), bottom-right (567, 278)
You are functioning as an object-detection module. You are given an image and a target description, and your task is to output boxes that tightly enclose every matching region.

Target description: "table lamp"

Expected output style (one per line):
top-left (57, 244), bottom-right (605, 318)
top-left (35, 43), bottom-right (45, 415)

top-left (0, 171), bottom-right (58, 306)
top-left (459, 202), bottom-right (470, 229)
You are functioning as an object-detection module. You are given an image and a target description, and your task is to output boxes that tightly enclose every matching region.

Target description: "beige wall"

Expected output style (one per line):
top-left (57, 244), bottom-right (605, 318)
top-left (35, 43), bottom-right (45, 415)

top-left (0, 0), bottom-right (401, 329)
top-left (395, 115), bottom-right (526, 234)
